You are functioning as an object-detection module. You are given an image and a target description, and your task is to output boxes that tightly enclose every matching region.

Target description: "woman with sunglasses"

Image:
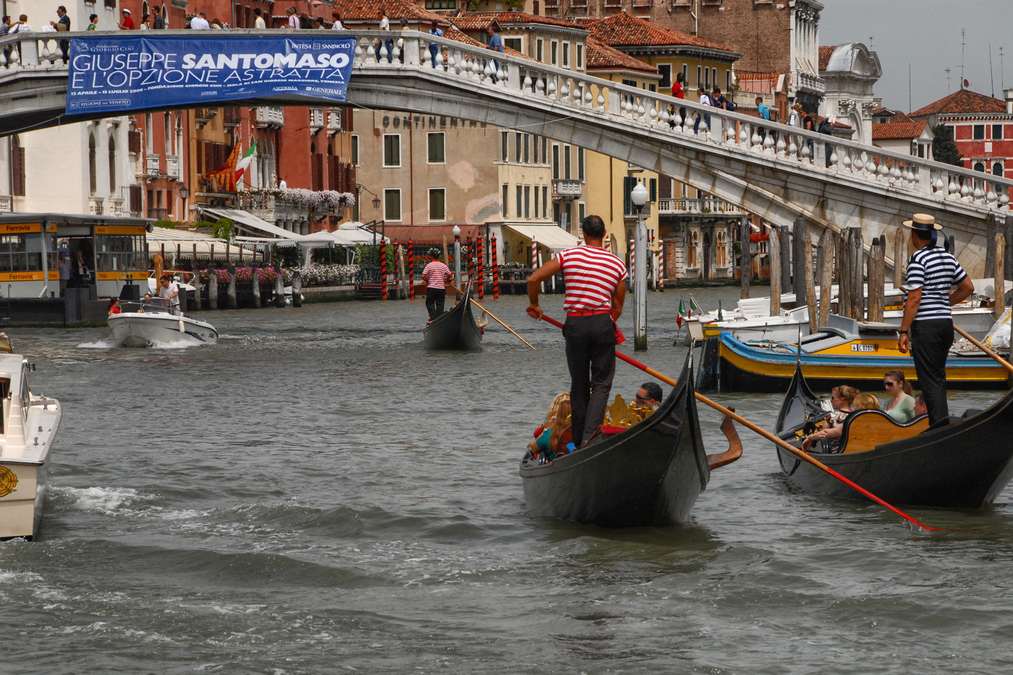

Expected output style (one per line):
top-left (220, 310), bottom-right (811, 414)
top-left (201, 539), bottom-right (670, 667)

top-left (883, 369), bottom-right (916, 422)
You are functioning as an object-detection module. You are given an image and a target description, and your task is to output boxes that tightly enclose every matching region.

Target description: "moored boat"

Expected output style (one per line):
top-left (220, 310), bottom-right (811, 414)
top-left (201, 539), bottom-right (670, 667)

top-left (422, 284), bottom-right (483, 351)
top-left (711, 315), bottom-right (1009, 393)
top-left (773, 361), bottom-right (1013, 508)
top-left (0, 336), bottom-right (61, 540)
top-left (519, 355), bottom-right (740, 527)
top-left (108, 299), bottom-right (218, 347)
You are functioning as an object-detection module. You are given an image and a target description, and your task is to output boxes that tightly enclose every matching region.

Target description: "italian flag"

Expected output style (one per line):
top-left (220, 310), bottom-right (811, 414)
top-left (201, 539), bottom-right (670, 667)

top-left (234, 142), bottom-right (257, 183)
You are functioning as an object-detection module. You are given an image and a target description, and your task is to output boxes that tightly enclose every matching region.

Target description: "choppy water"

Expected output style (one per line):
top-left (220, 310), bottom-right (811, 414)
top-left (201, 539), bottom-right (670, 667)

top-left (3, 288), bottom-right (1013, 674)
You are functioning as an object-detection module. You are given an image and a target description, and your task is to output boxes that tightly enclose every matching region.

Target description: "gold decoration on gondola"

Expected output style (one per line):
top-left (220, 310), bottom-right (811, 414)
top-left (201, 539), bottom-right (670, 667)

top-left (604, 395), bottom-right (657, 429)
top-left (0, 466), bottom-right (17, 498)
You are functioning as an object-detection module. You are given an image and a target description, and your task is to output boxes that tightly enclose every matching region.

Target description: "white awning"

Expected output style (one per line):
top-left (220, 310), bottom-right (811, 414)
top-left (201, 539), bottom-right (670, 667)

top-left (202, 208), bottom-right (310, 241)
top-left (504, 224), bottom-right (580, 252)
top-left (146, 227), bottom-right (248, 260)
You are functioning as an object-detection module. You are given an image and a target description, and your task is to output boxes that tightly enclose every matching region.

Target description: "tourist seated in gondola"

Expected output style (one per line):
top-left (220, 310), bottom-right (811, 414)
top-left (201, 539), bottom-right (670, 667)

top-left (528, 392), bottom-right (571, 460)
top-left (913, 394), bottom-right (927, 417)
top-left (882, 370), bottom-right (916, 423)
top-left (802, 390), bottom-right (879, 452)
top-left (634, 382), bottom-right (663, 411)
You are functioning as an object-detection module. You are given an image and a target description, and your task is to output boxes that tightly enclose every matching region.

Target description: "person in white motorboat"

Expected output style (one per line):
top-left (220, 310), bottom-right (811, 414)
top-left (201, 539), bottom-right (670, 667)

top-left (158, 275), bottom-right (180, 314)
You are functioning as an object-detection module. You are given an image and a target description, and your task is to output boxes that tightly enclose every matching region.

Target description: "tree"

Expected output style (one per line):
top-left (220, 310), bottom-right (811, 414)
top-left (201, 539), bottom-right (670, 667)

top-left (932, 124), bottom-right (963, 166)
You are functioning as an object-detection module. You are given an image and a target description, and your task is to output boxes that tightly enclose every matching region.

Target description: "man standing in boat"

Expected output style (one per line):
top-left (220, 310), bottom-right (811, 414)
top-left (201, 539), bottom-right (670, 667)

top-left (897, 213), bottom-right (974, 425)
top-left (527, 215), bottom-right (627, 447)
top-left (422, 249), bottom-right (452, 321)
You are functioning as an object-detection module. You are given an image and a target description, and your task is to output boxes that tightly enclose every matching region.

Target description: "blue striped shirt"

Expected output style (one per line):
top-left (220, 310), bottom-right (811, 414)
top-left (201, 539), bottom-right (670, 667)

top-left (905, 245), bottom-right (967, 322)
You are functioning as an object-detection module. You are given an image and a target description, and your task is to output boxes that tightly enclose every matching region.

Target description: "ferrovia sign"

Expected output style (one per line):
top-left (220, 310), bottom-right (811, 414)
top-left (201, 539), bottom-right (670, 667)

top-left (66, 35), bottom-right (355, 114)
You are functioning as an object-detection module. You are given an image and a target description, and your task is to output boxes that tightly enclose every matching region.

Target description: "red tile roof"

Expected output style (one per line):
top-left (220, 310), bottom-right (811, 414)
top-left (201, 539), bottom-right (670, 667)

top-left (910, 88), bottom-right (1008, 117)
top-left (450, 11), bottom-right (582, 32)
top-left (818, 45), bottom-right (835, 72)
top-left (872, 120), bottom-right (928, 140)
top-left (330, 0), bottom-right (445, 24)
top-left (585, 37), bottom-right (659, 75)
top-left (579, 12), bottom-right (737, 55)
top-left (442, 25), bottom-right (529, 59)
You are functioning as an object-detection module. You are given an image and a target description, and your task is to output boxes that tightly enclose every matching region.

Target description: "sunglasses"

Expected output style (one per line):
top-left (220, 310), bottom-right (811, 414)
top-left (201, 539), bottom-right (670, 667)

top-left (884, 381), bottom-right (897, 388)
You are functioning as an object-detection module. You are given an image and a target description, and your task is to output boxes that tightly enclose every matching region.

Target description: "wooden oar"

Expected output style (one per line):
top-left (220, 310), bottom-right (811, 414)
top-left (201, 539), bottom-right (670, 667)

top-left (954, 324), bottom-right (1013, 375)
top-left (535, 312), bottom-right (943, 531)
top-left (448, 283), bottom-right (535, 350)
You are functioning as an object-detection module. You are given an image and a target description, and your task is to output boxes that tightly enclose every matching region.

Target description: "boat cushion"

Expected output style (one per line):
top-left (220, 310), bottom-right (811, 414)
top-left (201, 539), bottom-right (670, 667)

top-left (838, 409), bottom-right (930, 454)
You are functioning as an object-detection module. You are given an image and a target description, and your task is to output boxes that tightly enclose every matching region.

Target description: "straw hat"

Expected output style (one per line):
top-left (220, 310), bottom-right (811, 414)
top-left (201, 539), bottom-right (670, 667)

top-left (902, 213), bottom-right (942, 232)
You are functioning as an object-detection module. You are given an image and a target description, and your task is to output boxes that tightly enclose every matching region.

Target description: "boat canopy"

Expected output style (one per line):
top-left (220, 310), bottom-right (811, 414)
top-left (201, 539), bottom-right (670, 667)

top-left (505, 224), bottom-right (580, 252)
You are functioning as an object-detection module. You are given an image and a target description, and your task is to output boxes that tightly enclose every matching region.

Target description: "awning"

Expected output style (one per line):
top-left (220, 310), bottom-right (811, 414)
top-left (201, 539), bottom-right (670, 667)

top-left (146, 226), bottom-right (248, 260)
top-left (504, 224), bottom-right (580, 252)
top-left (202, 208), bottom-right (309, 241)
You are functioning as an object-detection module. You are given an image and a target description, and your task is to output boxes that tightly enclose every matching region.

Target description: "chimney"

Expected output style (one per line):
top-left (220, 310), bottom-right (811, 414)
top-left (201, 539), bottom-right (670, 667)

top-left (1006, 88), bottom-right (1013, 115)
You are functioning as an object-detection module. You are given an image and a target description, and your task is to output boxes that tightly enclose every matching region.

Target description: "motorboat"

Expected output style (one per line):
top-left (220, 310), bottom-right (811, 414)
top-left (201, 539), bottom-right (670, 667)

top-left (0, 335), bottom-right (62, 540)
top-left (108, 299), bottom-right (218, 347)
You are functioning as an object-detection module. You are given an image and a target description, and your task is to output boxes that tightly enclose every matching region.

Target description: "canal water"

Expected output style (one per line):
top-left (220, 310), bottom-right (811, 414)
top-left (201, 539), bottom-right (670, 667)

top-left (3, 288), bottom-right (1013, 674)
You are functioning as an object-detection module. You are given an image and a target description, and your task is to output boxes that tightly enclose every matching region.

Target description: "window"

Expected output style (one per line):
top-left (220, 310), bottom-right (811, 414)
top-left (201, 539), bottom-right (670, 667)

top-left (501, 131), bottom-right (509, 162)
top-left (502, 184), bottom-right (509, 218)
top-left (712, 68), bottom-right (717, 89)
top-left (534, 185), bottom-right (540, 219)
top-left (993, 162), bottom-right (1004, 177)
top-left (384, 189), bottom-right (401, 221)
top-left (993, 124), bottom-right (1004, 140)
top-left (427, 132), bottom-right (445, 163)
top-left (504, 37), bottom-right (522, 52)
top-left (88, 133), bottom-right (97, 195)
top-left (577, 147), bottom-right (584, 181)
top-left (552, 144), bottom-right (560, 179)
top-left (717, 230), bottom-right (727, 267)
top-left (974, 161), bottom-right (986, 172)
top-left (550, 40), bottom-right (558, 66)
top-left (542, 186), bottom-right (548, 217)
top-left (578, 201), bottom-right (585, 225)
top-left (108, 135), bottom-right (116, 193)
top-left (541, 137), bottom-right (547, 164)
top-left (562, 42), bottom-right (570, 68)
top-left (576, 44), bottom-right (584, 70)
top-left (351, 135), bottom-right (359, 166)
top-left (536, 38), bottom-right (544, 63)
top-left (704, 67), bottom-right (710, 90)
top-left (622, 176), bottom-right (634, 215)
top-left (726, 70), bottom-right (731, 91)
top-left (564, 145), bottom-right (571, 179)
top-left (516, 185), bottom-right (523, 219)
top-left (429, 188), bottom-right (446, 221)
top-left (383, 134), bottom-right (400, 167)
top-left (523, 134), bottom-right (529, 164)
top-left (649, 177), bottom-right (657, 202)
top-left (697, 65), bottom-right (702, 88)
top-left (0, 235), bottom-right (41, 272)
top-left (524, 186), bottom-right (531, 218)
top-left (10, 135), bottom-right (24, 197)
top-left (515, 132), bottom-right (521, 164)
top-left (682, 63), bottom-right (688, 83)
top-left (658, 64), bottom-right (671, 89)
top-left (95, 234), bottom-right (146, 274)
top-left (688, 230), bottom-right (698, 268)
top-left (973, 125), bottom-right (985, 140)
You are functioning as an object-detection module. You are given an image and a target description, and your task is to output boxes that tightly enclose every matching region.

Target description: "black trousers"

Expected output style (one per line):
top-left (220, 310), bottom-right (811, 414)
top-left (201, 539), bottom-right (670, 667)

top-left (563, 314), bottom-right (617, 446)
top-left (910, 319), bottom-right (953, 425)
top-left (425, 288), bottom-right (445, 320)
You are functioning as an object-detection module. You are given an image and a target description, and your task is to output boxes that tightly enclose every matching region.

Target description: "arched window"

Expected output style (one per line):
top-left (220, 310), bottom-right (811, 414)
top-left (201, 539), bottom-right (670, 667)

top-left (687, 230), bottom-right (698, 268)
top-left (974, 161), bottom-right (986, 172)
top-left (994, 162), bottom-right (1004, 177)
top-left (108, 135), bottom-right (116, 193)
top-left (88, 133), bottom-right (97, 195)
top-left (717, 230), bottom-right (727, 267)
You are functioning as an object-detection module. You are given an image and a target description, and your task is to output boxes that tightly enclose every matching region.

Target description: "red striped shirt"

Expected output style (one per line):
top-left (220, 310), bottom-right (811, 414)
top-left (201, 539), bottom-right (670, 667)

top-left (422, 261), bottom-right (451, 290)
top-left (557, 245), bottom-right (627, 312)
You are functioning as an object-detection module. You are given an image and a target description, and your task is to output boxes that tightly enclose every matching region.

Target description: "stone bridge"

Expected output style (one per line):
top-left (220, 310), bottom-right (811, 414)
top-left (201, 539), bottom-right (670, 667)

top-left (1, 29), bottom-right (1011, 274)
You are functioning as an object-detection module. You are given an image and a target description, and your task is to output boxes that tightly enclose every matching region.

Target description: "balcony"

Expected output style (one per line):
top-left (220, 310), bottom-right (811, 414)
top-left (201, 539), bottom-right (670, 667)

top-left (195, 107), bottom-right (217, 128)
top-left (327, 110), bottom-right (343, 135)
top-left (657, 197), bottom-right (742, 215)
top-left (166, 154), bottom-right (179, 180)
top-left (146, 154), bottom-right (160, 175)
top-left (552, 178), bottom-right (582, 199)
top-left (222, 107), bottom-right (241, 127)
top-left (794, 70), bottom-right (826, 95)
top-left (254, 106), bottom-right (285, 129)
top-left (237, 192), bottom-right (309, 232)
top-left (310, 108), bottom-right (325, 133)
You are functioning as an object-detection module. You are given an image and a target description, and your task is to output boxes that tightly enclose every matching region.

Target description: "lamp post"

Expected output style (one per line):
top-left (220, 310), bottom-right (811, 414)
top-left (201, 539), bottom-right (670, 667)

top-left (453, 225), bottom-right (461, 299)
top-left (630, 180), bottom-right (649, 351)
top-left (179, 186), bottom-right (189, 220)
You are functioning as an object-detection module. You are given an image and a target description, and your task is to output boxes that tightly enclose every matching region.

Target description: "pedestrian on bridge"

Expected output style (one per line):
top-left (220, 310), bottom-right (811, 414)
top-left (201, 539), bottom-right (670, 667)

top-left (51, 5), bottom-right (69, 63)
top-left (189, 12), bottom-right (210, 29)
top-left (284, 6), bottom-right (299, 29)
top-left (428, 21), bottom-right (443, 68)
top-left (152, 7), bottom-right (165, 29)
top-left (693, 87), bottom-right (712, 135)
top-left (896, 213), bottom-right (975, 426)
top-left (118, 8), bottom-right (133, 30)
top-left (253, 8), bottom-right (266, 29)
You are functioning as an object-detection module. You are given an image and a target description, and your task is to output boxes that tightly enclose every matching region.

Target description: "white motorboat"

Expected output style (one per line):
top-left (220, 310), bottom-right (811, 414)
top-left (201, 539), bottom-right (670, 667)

top-left (0, 335), bottom-right (61, 540)
top-left (108, 300), bottom-right (218, 347)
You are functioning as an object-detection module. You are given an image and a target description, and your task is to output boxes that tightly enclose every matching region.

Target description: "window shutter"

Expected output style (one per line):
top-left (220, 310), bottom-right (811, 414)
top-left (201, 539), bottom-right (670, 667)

top-left (129, 185), bottom-right (142, 213)
top-left (650, 178), bottom-right (657, 203)
top-left (128, 130), bottom-right (142, 154)
top-left (11, 146), bottom-right (25, 196)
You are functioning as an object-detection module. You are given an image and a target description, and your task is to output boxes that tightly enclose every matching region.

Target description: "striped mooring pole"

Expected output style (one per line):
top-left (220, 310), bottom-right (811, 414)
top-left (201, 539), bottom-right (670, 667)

top-left (477, 235), bottom-right (484, 300)
top-left (629, 235), bottom-right (635, 292)
top-left (658, 241), bottom-right (665, 292)
top-left (491, 235), bottom-right (499, 299)
top-left (380, 240), bottom-right (387, 301)
top-left (408, 240), bottom-right (415, 300)
top-left (467, 236), bottom-right (475, 287)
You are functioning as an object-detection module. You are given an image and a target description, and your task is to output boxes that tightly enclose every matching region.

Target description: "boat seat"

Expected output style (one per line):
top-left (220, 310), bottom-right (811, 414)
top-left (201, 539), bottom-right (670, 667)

top-left (961, 408), bottom-right (984, 418)
top-left (838, 409), bottom-right (930, 454)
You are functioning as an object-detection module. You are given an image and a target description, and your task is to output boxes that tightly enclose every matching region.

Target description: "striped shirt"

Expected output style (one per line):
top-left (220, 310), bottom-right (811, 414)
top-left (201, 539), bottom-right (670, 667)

top-left (557, 245), bottom-right (627, 312)
top-left (905, 245), bottom-right (967, 322)
top-left (422, 260), bottom-right (451, 290)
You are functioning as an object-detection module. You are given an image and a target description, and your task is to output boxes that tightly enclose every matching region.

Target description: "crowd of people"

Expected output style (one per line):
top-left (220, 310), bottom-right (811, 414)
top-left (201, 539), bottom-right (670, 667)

top-left (99, 6), bottom-right (348, 31)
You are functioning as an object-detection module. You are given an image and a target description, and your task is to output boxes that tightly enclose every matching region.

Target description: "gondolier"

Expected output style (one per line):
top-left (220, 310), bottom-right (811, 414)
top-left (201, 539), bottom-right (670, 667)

top-left (422, 249), bottom-right (452, 321)
top-left (527, 215), bottom-right (627, 447)
top-left (897, 213), bottom-right (974, 425)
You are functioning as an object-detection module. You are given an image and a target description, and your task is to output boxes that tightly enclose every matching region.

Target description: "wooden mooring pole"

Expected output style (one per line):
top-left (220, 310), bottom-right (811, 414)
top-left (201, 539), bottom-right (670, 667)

top-left (768, 226), bottom-right (781, 316)
top-left (996, 233), bottom-right (1006, 321)
top-left (893, 228), bottom-right (905, 289)
top-left (867, 237), bottom-right (885, 322)
top-left (292, 271), bottom-right (303, 307)
top-left (817, 230), bottom-right (834, 329)
top-left (985, 214), bottom-right (997, 278)
top-left (780, 223), bottom-right (791, 293)
top-left (226, 265), bottom-right (237, 309)
top-left (740, 218), bottom-right (751, 299)
top-left (803, 224), bottom-right (816, 334)
top-left (274, 261), bottom-right (286, 308)
top-left (793, 218), bottom-right (807, 305)
top-left (251, 265), bottom-right (261, 308)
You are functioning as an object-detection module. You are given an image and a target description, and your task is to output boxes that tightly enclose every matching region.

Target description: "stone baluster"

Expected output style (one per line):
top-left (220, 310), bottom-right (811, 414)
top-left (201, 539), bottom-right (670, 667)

top-left (354, 37), bottom-right (365, 65)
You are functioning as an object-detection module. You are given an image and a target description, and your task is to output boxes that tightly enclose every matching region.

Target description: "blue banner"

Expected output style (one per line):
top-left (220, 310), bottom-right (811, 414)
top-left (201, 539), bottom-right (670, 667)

top-left (66, 35), bottom-right (355, 114)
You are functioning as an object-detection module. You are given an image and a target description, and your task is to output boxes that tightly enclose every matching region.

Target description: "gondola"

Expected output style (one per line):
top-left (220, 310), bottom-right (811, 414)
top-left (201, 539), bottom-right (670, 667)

top-left (519, 354), bottom-right (741, 527)
top-left (422, 283), bottom-right (483, 351)
top-left (773, 361), bottom-right (1013, 508)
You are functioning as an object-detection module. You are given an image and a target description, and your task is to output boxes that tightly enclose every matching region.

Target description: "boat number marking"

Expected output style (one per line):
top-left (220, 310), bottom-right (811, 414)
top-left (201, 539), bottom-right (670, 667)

top-left (0, 466), bottom-right (17, 497)
top-left (850, 344), bottom-right (875, 352)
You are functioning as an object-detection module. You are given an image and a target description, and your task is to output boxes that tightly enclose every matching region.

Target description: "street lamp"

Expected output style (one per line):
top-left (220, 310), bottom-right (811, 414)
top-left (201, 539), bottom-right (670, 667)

top-left (630, 181), bottom-right (649, 351)
top-left (179, 186), bottom-right (189, 218)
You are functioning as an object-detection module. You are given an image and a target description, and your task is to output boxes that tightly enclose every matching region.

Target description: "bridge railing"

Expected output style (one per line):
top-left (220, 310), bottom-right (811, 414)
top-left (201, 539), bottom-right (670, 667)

top-left (352, 29), bottom-right (1013, 215)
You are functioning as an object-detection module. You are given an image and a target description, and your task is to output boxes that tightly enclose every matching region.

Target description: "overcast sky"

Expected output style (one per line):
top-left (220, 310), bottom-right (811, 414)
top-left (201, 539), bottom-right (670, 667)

top-left (820, 0), bottom-right (1011, 113)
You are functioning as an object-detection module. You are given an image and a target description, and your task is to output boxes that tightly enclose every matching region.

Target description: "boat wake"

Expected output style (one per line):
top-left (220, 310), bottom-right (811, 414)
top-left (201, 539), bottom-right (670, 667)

top-left (76, 338), bottom-right (120, 349)
top-left (51, 486), bottom-right (147, 515)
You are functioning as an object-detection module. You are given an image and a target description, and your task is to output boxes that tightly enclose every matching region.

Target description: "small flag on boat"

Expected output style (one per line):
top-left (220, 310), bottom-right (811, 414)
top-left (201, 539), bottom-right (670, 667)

top-left (677, 298), bottom-right (684, 328)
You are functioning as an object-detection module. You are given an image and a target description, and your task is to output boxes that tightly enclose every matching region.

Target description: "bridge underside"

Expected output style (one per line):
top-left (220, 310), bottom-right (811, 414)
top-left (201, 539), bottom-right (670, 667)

top-left (0, 66), bottom-right (999, 274)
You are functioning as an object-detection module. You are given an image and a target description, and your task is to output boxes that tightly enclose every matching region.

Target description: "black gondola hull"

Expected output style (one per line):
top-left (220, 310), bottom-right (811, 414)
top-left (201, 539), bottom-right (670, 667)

top-left (519, 357), bottom-right (710, 527)
top-left (775, 364), bottom-right (1013, 509)
top-left (423, 286), bottom-right (483, 351)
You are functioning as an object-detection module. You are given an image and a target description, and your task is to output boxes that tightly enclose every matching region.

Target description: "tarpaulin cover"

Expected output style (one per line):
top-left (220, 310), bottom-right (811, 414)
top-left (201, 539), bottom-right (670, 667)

top-left (66, 35), bottom-right (355, 114)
